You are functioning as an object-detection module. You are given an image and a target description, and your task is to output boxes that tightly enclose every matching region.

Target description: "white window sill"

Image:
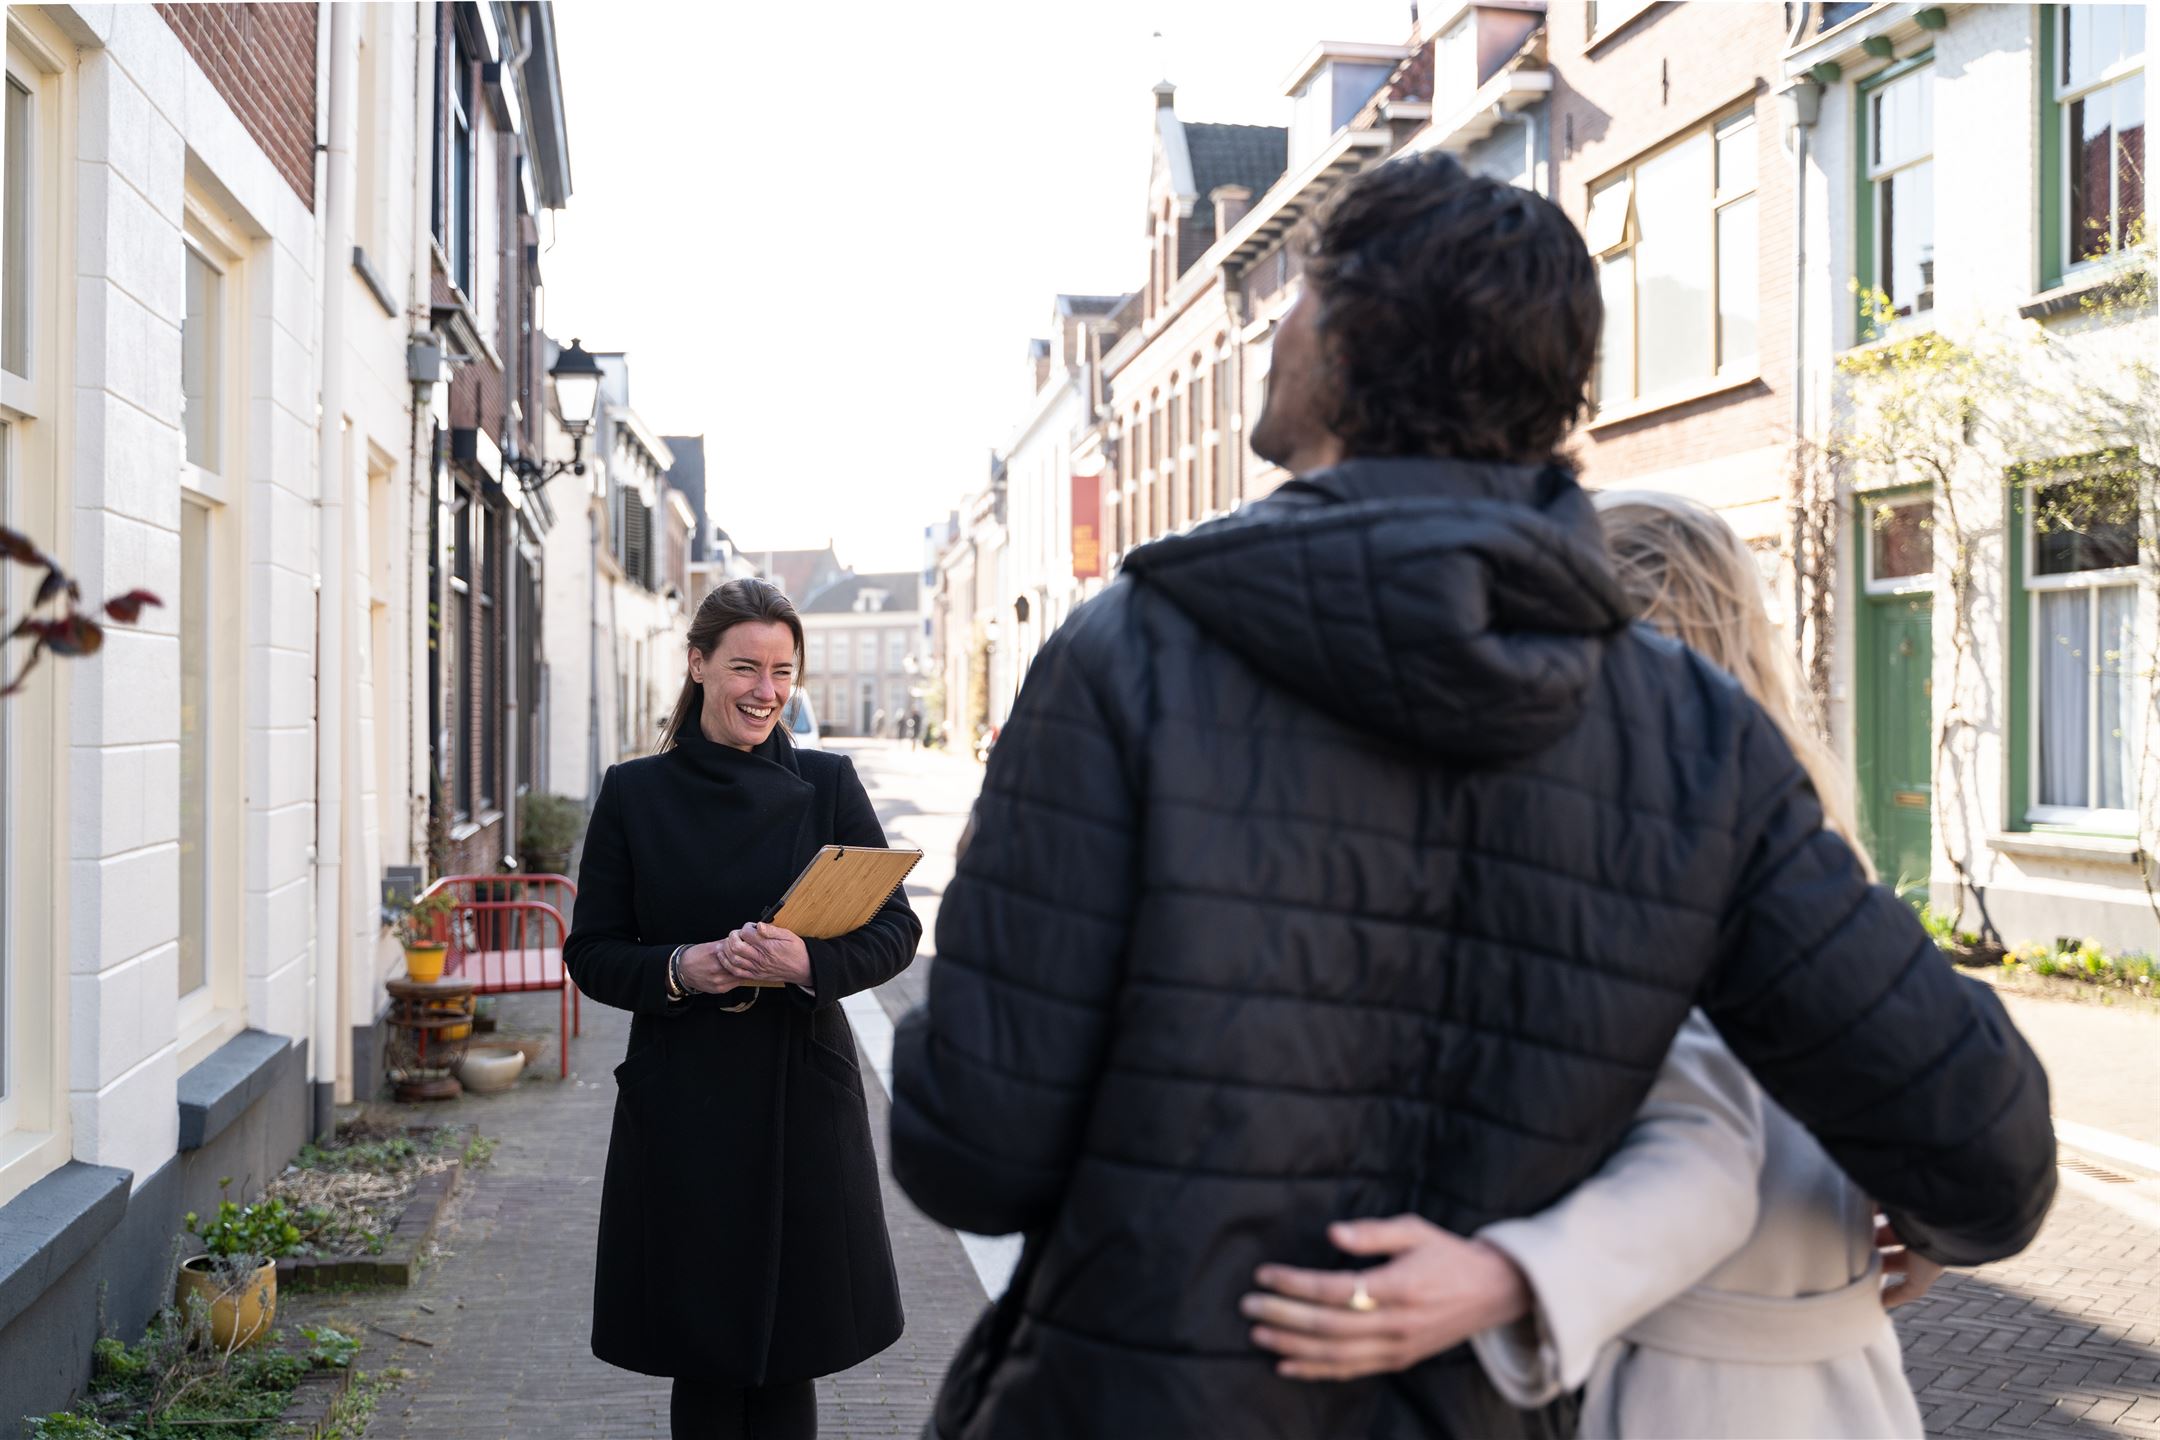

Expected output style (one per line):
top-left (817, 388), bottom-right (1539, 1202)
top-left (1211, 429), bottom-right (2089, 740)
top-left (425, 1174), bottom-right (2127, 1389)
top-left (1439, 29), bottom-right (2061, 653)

top-left (1990, 830), bottom-right (2142, 865)
top-left (1587, 371), bottom-right (1763, 431)
top-left (2019, 261), bottom-right (2147, 321)
top-left (0, 1129), bottom-right (71, 1212)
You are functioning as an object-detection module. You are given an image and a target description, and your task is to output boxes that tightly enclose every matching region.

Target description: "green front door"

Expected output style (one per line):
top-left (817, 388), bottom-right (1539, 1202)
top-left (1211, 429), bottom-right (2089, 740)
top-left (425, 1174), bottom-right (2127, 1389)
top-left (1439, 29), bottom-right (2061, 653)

top-left (1859, 593), bottom-right (1934, 899)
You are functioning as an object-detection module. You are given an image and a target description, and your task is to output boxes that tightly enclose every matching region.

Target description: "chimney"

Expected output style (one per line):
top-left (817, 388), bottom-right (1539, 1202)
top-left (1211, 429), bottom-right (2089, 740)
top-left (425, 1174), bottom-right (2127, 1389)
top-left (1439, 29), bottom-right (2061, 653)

top-left (1211, 184), bottom-right (1254, 240)
top-left (1154, 80), bottom-right (1176, 111)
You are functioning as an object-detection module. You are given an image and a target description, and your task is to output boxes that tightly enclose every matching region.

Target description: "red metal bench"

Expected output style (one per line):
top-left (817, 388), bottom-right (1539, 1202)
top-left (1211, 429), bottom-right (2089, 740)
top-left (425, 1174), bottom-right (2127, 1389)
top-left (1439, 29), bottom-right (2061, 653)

top-left (419, 874), bottom-right (581, 1077)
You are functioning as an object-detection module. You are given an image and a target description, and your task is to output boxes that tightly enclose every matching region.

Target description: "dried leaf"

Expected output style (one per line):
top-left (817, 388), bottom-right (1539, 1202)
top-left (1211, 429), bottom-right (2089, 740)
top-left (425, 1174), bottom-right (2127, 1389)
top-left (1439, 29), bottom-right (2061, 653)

top-left (35, 568), bottom-right (68, 607)
top-left (37, 614), bottom-right (103, 658)
top-left (0, 527), bottom-right (40, 565)
top-left (102, 589), bottom-right (164, 624)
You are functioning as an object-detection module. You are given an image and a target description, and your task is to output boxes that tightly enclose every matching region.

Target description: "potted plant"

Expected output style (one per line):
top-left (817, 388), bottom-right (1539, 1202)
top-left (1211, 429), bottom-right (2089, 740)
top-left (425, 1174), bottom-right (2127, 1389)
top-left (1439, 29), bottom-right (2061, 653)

top-left (384, 887), bottom-right (457, 984)
top-left (177, 1183), bottom-right (303, 1351)
top-left (517, 793), bottom-right (585, 877)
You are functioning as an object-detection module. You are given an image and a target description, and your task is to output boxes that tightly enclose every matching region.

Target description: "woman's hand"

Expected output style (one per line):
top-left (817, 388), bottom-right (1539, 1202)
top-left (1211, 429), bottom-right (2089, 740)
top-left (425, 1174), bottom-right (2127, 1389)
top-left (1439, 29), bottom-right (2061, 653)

top-left (1243, 1216), bottom-right (1532, 1381)
top-left (1877, 1217), bottom-right (1946, 1309)
top-left (673, 925), bottom-right (812, 993)
top-left (719, 922), bottom-right (813, 988)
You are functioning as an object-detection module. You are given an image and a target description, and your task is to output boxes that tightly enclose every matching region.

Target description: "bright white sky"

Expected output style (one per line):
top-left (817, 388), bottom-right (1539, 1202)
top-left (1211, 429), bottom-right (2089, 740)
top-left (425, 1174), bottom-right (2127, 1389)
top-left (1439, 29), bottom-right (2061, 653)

top-left (541, 0), bottom-right (1416, 573)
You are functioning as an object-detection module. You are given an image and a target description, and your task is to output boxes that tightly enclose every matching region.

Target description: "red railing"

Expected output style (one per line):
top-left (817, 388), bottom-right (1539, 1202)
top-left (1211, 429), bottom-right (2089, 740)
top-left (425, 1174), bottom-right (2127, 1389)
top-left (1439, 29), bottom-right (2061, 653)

top-left (418, 874), bottom-right (581, 1077)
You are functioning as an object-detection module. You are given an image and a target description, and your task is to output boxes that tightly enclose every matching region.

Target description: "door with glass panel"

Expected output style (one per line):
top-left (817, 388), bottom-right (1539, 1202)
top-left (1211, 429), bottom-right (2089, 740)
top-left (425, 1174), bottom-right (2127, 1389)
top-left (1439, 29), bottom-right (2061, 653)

top-left (1857, 494), bottom-right (1936, 899)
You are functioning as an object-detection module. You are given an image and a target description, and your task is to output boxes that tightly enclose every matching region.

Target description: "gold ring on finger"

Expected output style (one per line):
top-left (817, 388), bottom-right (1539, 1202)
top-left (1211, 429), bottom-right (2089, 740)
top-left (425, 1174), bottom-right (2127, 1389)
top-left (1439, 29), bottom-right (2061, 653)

top-left (1347, 1279), bottom-right (1378, 1313)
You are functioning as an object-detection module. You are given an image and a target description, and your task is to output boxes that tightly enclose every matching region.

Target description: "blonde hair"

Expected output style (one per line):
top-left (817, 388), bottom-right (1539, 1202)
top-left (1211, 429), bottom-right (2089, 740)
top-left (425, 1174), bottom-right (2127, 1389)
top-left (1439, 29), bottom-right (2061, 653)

top-left (1595, 490), bottom-right (1875, 879)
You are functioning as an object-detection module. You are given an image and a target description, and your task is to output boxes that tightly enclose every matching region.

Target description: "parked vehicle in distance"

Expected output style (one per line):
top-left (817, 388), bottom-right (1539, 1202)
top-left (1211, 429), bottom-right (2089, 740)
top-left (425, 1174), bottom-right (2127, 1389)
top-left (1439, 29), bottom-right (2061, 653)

top-left (784, 691), bottom-right (823, 750)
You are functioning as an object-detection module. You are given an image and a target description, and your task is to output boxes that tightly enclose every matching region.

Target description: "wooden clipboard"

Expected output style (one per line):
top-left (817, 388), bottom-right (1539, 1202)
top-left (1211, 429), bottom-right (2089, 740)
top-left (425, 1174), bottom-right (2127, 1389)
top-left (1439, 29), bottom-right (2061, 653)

top-left (726, 845), bottom-right (921, 988)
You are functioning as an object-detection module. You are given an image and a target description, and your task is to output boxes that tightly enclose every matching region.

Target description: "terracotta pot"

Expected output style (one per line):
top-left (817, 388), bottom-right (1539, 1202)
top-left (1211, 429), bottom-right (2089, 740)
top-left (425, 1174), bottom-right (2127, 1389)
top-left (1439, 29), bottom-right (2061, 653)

top-left (403, 944), bottom-right (448, 984)
top-left (176, 1256), bottom-right (277, 1350)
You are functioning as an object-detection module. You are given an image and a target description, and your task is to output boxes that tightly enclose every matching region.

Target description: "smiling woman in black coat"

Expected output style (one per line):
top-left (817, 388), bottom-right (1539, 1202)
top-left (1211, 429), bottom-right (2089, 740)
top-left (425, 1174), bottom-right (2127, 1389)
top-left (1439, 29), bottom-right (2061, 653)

top-left (564, 577), bottom-right (920, 1440)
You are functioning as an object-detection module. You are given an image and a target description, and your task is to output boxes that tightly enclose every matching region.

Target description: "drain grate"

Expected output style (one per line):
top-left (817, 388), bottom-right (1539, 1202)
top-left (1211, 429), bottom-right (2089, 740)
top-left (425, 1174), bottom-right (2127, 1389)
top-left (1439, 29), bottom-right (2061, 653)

top-left (2061, 1156), bottom-right (2135, 1185)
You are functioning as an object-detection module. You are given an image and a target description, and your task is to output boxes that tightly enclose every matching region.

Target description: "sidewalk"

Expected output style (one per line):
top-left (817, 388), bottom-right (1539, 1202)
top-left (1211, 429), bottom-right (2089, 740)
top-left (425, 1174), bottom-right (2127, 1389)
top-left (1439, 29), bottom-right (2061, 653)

top-left (283, 985), bottom-right (985, 1440)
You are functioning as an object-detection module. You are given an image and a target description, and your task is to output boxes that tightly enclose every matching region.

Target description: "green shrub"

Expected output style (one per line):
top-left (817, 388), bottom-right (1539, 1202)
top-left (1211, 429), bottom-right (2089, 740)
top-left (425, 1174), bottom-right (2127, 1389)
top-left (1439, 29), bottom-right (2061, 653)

top-left (184, 1180), bottom-right (304, 1263)
top-left (517, 793), bottom-right (586, 855)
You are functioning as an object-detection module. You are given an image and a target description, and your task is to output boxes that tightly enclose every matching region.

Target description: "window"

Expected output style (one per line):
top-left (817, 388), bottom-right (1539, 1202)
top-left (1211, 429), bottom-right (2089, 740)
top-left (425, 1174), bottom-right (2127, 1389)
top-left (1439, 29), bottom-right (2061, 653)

top-left (1185, 374), bottom-right (1202, 519)
top-left (1435, 19), bottom-right (1477, 110)
top-left (2049, 5), bottom-right (2146, 276)
top-left (480, 506), bottom-right (499, 812)
top-left (2021, 465), bottom-right (2145, 826)
top-left (1211, 354), bottom-right (1232, 510)
top-left (1587, 0), bottom-right (1657, 41)
top-left (805, 633), bottom-right (826, 675)
top-left (448, 29), bottom-right (474, 295)
top-left (1864, 495), bottom-right (1935, 591)
top-left (1591, 107), bottom-right (1759, 408)
top-left (1863, 64), bottom-right (1935, 322)
top-left (178, 499), bottom-right (210, 998)
top-left (886, 631), bottom-right (908, 673)
top-left (182, 244), bottom-right (222, 474)
top-left (450, 488), bottom-right (473, 817)
top-left (856, 632), bottom-right (877, 673)
top-left (3, 70), bottom-right (30, 378)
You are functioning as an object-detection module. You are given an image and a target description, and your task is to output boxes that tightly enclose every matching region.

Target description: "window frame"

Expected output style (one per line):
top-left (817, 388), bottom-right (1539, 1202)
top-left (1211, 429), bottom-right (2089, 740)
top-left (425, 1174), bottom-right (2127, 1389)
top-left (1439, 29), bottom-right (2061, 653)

top-left (2040, 4), bottom-right (2148, 290)
top-left (1853, 52), bottom-right (1937, 337)
top-left (174, 190), bottom-right (250, 1065)
top-left (1860, 489), bottom-right (1939, 597)
top-left (1587, 100), bottom-right (1761, 413)
top-left (2007, 459), bottom-right (2149, 834)
top-left (0, 8), bottom-right (72, 1206)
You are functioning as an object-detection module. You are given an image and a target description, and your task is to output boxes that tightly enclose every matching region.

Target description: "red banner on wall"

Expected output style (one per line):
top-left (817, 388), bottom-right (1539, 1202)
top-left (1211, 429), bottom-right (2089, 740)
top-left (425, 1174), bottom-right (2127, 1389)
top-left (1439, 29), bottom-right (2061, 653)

top-left (1072, 474), bottom-right (1103, 580)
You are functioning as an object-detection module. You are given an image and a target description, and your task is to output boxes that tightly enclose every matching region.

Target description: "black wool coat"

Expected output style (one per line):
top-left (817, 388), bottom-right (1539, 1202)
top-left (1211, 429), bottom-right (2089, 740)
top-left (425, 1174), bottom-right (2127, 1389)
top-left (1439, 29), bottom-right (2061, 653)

top-left (564, 727), bottom-right (920, 1385)
top-left (891, 457), bottom-right (2056, 1440)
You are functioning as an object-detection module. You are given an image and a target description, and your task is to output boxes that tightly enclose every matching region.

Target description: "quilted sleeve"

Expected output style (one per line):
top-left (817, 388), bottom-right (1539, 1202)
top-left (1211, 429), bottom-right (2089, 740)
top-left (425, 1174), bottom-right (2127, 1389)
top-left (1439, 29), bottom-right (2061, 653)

top-left (890, 597), bottom-right (1143, 1237)
top-left (1702, 704), bottom-right (2057, 1269)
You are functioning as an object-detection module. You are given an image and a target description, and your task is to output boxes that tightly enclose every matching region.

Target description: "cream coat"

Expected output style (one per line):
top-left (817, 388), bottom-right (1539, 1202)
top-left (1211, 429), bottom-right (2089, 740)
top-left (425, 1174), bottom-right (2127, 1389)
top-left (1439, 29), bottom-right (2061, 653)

top-left (1470, 1012), bottom-right (1924, 1439)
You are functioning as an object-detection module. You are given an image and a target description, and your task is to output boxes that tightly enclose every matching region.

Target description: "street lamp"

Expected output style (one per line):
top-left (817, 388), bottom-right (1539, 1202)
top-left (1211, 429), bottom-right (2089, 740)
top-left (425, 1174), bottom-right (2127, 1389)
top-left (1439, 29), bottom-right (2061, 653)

top-left (512, 337), bottom-right (603, 491)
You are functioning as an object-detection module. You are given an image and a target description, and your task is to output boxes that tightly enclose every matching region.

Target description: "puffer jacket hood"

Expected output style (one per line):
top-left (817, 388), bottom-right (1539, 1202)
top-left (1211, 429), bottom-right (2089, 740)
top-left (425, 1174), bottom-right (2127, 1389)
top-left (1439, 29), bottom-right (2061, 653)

top-left (1119, 457), bottom-right (1636, 762)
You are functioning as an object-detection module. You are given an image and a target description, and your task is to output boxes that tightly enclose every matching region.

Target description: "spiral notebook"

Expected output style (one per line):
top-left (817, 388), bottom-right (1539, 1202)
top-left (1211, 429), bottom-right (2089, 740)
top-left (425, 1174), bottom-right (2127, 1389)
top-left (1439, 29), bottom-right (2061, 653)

top-left (748, 843), bottom-right (921, 975)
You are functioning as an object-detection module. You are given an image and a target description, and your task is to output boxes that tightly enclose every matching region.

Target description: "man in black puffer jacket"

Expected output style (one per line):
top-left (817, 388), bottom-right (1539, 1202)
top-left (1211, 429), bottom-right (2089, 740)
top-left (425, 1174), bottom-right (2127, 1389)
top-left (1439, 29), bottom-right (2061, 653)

top-left (891, 153), bottom-right (2055, 1440)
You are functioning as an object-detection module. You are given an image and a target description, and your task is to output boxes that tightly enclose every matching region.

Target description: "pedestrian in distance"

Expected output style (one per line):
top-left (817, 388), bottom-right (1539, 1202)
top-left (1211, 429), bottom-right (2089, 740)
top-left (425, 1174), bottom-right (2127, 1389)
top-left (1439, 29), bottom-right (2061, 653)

top-left (1247, 492), bottom-right (1938, 1439)
top-left (888, 151), bottom-right (2054, 1440)
top-left (563, 577), bottom-right (921, 1440)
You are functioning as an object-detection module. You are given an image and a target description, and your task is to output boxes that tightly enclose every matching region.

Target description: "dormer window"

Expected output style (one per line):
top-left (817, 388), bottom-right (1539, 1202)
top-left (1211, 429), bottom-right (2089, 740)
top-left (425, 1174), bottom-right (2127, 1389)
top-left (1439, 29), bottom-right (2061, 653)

top-left (1284, 44), bottom-right (1404, 171)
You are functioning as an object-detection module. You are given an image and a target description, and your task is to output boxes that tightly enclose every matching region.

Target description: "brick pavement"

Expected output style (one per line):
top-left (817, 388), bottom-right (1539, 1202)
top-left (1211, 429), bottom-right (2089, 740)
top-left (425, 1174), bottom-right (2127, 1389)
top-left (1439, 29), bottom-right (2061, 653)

top-left (282, 990), bottom-right (985, 1439)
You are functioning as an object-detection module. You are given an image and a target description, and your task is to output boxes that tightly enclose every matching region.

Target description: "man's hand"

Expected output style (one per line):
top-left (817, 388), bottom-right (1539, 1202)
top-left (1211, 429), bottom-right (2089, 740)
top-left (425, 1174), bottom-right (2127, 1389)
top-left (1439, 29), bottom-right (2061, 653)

top-left (1244, 1215), bottom-right (1532, 1381)
top-left (1877, 1217), bottom-right (1946, 1309)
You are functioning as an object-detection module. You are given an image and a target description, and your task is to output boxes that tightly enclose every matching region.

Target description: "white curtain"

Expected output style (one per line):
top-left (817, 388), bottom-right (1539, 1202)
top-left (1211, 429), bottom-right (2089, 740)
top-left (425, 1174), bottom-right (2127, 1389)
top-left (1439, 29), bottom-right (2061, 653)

top-left (2037, 590), bottom-right (2090, 808)
top-left (2096, 586), bottom-right (2135, 811)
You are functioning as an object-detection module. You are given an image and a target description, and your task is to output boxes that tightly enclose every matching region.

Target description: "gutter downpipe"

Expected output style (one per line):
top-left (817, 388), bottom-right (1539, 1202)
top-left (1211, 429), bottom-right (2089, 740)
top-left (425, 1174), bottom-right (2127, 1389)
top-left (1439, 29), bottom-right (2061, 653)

top-left (1785, 71), bottom-right (1823, 651)
top-left (313, 2), bottom-right (358, 1138)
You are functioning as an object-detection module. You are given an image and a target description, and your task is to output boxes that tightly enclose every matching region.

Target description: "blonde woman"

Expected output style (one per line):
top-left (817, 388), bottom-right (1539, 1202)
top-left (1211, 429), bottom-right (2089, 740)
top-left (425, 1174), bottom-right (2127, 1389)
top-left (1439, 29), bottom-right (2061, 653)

top-left (1251, 492), bottom-right (1936, 1438)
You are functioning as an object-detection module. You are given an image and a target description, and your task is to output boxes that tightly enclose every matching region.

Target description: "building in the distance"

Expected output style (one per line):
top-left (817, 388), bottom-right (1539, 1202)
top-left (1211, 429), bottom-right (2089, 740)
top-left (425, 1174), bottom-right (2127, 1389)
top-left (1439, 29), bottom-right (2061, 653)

top-left (798, 571), bottom-right (929, 738)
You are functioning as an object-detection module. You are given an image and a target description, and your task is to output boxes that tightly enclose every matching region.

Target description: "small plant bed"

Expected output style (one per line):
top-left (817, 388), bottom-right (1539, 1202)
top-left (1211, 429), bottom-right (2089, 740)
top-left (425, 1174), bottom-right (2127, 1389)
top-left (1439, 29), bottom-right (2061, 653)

top-left (1987, 940), bottom-right (2160, 1012)
top-left (25, 1322), bottom-right (360, 1440)
top-left (266, 1117), bottom-right (492, 1288)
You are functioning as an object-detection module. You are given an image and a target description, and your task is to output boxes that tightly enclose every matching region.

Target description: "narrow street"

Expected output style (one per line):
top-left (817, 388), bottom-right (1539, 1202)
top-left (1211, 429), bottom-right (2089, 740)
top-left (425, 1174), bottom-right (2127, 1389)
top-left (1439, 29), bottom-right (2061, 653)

top-left (280, 738), bottom-right (2160, 1439)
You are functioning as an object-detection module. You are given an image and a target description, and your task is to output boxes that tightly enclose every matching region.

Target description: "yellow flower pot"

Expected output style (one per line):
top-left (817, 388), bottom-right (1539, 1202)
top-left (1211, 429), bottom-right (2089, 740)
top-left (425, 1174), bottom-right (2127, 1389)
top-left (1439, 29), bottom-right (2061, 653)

top-left (176, 1257), bottom-right (277, 1350)
top-left (404, 944), bottom-right (448, 984)
top-left (427, 994), bottom-right (471, 1040)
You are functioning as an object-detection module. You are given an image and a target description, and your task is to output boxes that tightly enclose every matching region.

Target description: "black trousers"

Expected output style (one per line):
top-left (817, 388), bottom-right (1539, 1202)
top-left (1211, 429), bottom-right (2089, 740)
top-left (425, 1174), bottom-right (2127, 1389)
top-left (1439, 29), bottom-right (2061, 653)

top-left (669, 1377), bottom-right (817, 1440)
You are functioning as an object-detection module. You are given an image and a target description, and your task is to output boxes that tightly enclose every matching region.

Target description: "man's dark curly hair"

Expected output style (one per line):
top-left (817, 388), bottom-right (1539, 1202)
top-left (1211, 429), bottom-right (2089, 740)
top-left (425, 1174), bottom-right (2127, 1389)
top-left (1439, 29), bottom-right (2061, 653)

top-left (1306, 151), bottom-right (1601, 463)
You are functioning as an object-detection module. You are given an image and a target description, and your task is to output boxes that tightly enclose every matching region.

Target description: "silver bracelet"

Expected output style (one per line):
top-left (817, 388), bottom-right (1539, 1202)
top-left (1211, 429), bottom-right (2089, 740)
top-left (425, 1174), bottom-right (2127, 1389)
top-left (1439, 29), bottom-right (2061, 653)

top-left (666, 943), bottom-right (691, 1001)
